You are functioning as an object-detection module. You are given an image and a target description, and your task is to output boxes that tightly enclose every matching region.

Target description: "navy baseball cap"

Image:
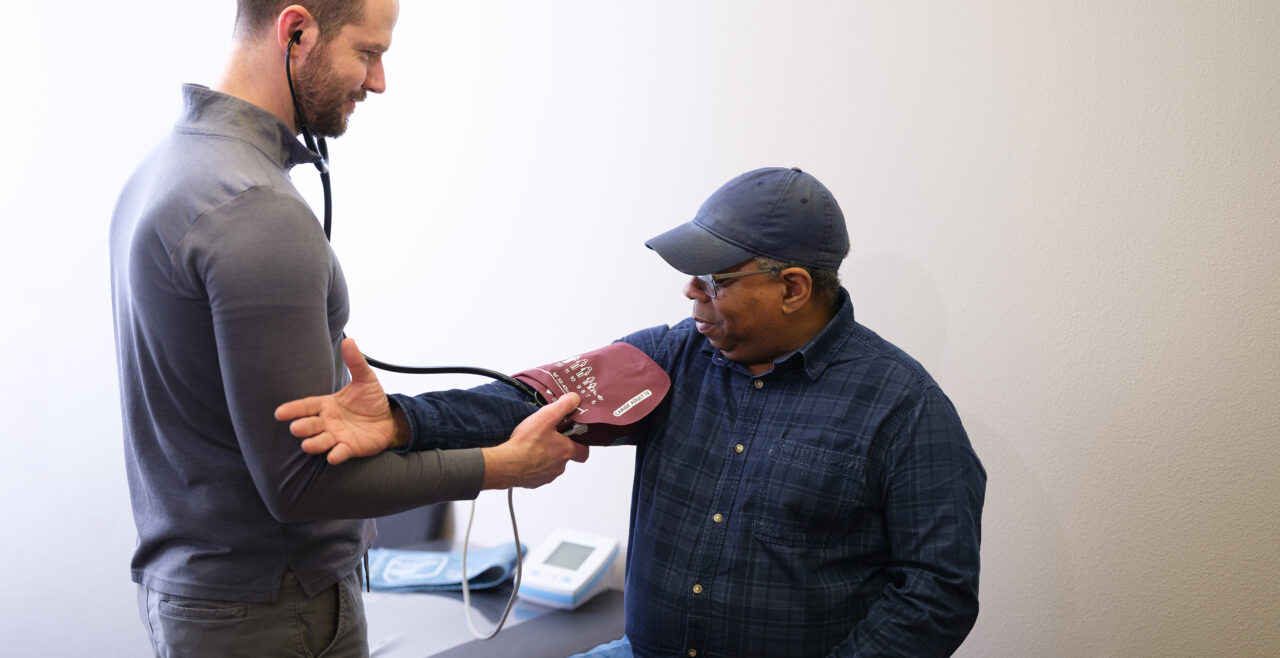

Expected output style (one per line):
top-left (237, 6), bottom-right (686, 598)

top-left (646, 167), bottom-right (849, 275)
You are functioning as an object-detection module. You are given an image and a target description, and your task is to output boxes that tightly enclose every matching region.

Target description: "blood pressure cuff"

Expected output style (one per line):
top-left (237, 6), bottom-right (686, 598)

top-left (366, 542), bottom-right (525, 592)
top-left (512, 342), bottom-right (670, 446)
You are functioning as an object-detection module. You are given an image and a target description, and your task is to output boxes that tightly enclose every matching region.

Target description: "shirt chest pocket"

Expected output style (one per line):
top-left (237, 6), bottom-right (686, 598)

top-left (751, 440), bottom-right (870, 549)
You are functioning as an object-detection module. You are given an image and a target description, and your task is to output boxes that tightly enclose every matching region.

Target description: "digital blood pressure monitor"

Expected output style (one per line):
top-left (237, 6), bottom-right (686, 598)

top-left (517, 528), bottom-right (618, 610)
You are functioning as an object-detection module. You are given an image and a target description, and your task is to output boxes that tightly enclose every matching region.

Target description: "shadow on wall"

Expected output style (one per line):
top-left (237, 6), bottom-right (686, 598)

top-left (849, 254), bottom-right (1082, 654)
top-left (846, 253), bottom-right (948, 368)
top-left (956, 417), bottom-right (1081, 657)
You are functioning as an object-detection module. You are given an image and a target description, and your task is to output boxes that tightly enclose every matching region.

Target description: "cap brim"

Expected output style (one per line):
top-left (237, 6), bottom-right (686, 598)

top-left (645, 221), bottom-right (757, 275)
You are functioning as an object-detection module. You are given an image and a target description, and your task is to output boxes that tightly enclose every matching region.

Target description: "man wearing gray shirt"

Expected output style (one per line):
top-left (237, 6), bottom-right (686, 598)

top-left (109, 2), bottom-right (587, 655)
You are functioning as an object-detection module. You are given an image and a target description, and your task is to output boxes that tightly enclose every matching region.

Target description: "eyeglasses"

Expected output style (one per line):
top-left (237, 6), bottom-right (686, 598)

top-left (694, 268), bottom-right (782, 298)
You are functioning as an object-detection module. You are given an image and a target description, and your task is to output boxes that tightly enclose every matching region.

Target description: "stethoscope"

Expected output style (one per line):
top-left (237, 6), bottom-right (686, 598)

top-left (286, 31), bottom-right (541, 638)
top-left (284, 31), bottom-right (535, 397)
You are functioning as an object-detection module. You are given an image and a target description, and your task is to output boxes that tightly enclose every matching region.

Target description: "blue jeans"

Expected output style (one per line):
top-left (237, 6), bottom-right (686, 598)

top-left (137, 569), bottom-right (368, 657)
top-left (570, 635), bottom-right (632, 657)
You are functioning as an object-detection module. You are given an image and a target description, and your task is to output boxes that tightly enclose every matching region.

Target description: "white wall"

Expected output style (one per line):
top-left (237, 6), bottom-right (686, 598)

top-left (2, 1), bottom-right (1276, 656)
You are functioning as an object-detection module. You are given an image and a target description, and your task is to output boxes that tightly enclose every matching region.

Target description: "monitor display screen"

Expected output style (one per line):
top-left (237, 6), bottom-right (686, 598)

top-left (545, 541), bottom-right (594, 570)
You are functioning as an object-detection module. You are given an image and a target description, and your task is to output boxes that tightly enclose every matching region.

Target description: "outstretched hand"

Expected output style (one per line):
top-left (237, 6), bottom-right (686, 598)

top-left (274, 337), bottom-right (401, 465)
top-left (276, 337), bottom-right (591, 484)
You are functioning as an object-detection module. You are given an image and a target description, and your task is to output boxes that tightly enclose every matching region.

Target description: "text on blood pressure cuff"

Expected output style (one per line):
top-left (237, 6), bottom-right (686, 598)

top-left (512, 342), bottom-right (671, 446)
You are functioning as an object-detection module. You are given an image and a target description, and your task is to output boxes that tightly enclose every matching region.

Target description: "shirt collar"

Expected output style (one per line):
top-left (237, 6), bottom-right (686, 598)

top-left (176, 84), bottom-right (323, 170)
top-left (794, 287), bottom-right (856, 379)
top-left (701, 287), bottom-right (857, 380)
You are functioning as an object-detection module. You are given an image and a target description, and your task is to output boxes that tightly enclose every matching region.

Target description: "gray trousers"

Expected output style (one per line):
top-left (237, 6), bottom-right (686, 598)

top-left (136, 569), bottom-right (368, 658)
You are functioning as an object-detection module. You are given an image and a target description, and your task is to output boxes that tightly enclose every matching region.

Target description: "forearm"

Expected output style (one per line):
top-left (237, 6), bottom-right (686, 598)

top-left (223, 336), bottom-right (488, 521)
top-left (392, 380), bottom-right (538, 451)
top-left (266, 445), bottom-right (486, 522)
top-left (389, 404), bottom-right (410, 450)
top-left (832, 389), bottom-right (985, 656)
top-left (829, 570), bottom-right (980, 657)
top-left (389, 327), bottom-right (678, 453)
top-left (479, 445), bottom-right (518, 490)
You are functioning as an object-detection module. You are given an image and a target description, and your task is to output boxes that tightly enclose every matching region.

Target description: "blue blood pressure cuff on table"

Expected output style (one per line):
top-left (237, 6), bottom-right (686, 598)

top-left (366, 542), bottom-right (526, 592)
top-left (512, 342), bottom-right (670, 447)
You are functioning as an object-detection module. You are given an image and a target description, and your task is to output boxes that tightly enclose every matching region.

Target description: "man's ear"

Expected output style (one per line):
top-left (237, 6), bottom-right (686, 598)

top-left (779, 267), bottom-right (813, 314)
top-left (276, 5), bottom-right (319, 59)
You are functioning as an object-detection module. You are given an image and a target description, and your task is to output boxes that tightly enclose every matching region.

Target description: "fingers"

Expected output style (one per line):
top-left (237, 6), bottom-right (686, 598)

top-left (288, 416), bottom-right (325, 438)
top-left (529, 395), bottom-right (589, 466)
top-left (274, 396), bottom-right (320, 422)
top-left (300, 433), bottom-right (336, 455)
top-left (327, 444), bottom-right (353, 466)
top-left (509, 392), bottom-right (581, 445)
top-left (533, 392), bottom-right (581, 428)
top-left (341, 337), bottom-right (378, 386)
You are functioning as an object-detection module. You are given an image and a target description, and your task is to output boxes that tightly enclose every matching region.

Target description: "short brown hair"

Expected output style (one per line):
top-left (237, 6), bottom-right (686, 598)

top-left (235, 0), bottom-right (367, 39)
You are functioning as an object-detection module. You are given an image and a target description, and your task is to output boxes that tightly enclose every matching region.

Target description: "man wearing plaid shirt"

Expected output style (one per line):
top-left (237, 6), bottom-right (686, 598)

top-left (278, 167), bottom-right (986, 657)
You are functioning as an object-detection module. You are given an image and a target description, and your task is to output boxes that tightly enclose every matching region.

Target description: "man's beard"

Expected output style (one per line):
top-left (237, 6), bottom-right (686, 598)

top-left (293, 42), bottom-right (366, 138)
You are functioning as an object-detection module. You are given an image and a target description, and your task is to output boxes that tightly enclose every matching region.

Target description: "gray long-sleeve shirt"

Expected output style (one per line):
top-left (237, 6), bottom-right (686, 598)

top-left (109, 84), bottom-right (485, 602)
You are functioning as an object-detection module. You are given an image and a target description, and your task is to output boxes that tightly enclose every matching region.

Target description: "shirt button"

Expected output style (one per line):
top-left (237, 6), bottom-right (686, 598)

top-left (687, 651), bottom-right (698, 657)
top-left (735, 444), bottom-right (745, 454)
top-left (713, 513), bottom-right (724, 523)
top-left (692, 584), bottom-right (703, 594)
top-left (753, 380), bottom-right (764, 389)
